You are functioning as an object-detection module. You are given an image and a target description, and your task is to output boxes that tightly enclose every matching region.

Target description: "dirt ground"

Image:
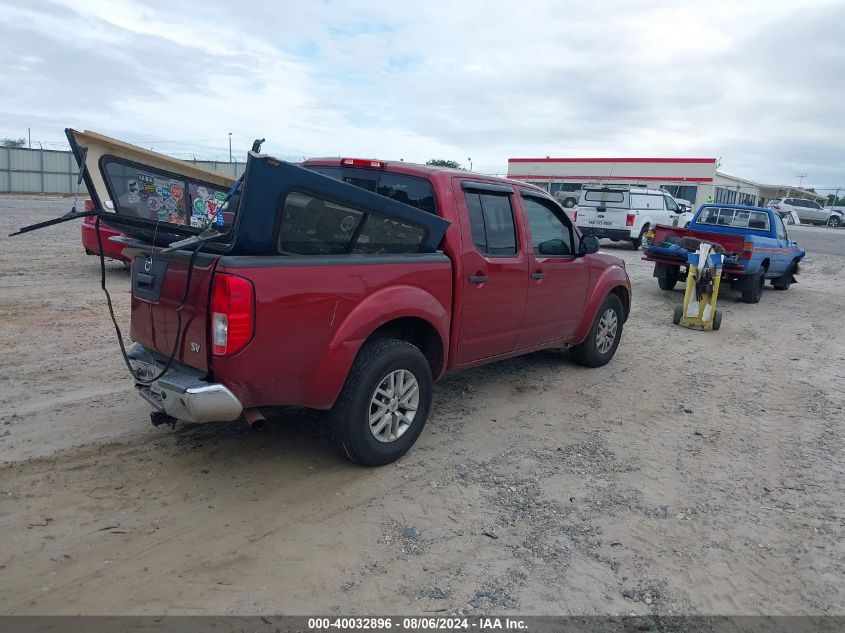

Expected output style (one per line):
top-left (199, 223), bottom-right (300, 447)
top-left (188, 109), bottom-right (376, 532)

top-left (1, 195), bottom-right (843, 616)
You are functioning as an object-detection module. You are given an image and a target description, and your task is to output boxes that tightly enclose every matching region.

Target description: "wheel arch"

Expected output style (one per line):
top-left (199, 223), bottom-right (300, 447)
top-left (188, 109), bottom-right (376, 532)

top-left (303, 286), bottom-right (450, 409)
top-left (573, 267), bottom-right (631, 343)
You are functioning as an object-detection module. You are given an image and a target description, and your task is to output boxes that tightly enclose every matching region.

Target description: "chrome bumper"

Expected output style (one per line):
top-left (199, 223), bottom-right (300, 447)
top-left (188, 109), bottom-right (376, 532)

top-left (127, 344), bottom-right (243, 423)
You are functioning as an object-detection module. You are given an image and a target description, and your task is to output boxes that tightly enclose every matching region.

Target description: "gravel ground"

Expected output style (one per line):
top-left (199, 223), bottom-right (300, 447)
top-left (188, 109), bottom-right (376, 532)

top-left (0, 195), bottom-right (843, 616)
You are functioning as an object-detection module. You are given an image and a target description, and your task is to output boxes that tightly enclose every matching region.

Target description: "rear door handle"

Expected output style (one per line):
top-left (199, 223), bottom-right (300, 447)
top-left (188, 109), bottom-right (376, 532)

top-left (468, 275), bottom-right (489, 283)
top-left (530, 271), bottom-right (545, 280)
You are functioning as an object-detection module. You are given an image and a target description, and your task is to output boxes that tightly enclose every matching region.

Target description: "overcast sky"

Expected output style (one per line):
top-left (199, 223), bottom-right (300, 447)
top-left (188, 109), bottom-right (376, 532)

top-left (1, 0), bottom-right (843, 189)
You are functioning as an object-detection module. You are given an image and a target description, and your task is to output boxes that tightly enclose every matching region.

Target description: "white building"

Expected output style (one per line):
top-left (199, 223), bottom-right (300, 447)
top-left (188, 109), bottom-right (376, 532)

top-left (506, 157), bottom-right (825, 208)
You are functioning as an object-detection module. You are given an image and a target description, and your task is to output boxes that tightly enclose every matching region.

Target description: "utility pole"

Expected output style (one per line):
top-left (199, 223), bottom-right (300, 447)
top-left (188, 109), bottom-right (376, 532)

top-left (468, 157), bottom-right (472, 172)
top-left (28, 128), bottom-right (31, 149)
top-left (229, 132), bottom-right (232, 163)
top-left (796, 172), bottom-right (807, 188)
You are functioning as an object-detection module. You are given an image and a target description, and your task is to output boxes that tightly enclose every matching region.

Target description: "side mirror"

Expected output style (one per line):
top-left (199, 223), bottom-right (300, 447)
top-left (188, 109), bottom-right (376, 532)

top-left (579, 234), bottom-right (600, 256)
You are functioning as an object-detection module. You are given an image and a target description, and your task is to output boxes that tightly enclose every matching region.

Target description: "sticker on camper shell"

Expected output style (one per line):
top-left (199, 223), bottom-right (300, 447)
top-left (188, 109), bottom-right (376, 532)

top-left (170, 184), bottom-right (184, 199)
top-left (163, 196), bottom-right (177, 211)
top-left (190, 215), bottom-right (205, 228)
top-left (127, 193), bottom-right (140, 204)
top-left (193, 198), bottom-right (207, 214)
top-left (155, 185), bottom-right (171, 199)
top-left (138, 173), bottom-right (153, 183)
top-left (213, 191), bottom-right (227, 203)
top-left (196, 186), bottom-right (210, 200)
top-left (127, 179), bottom-right (139, 194)
top-left (142, 181), bottom-right (156, 195)
top-left (147, 196), bottom-right (161, 212)
top-left (341, 215), bottom-right (356, 232)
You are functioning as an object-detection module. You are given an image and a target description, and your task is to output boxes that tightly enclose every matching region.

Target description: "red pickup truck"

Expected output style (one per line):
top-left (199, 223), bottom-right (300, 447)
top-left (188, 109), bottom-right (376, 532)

top-left (31, 131), bottom-right (633, 466)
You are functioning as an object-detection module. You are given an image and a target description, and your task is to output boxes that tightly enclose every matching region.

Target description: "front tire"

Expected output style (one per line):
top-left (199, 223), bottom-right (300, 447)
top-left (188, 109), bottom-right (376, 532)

top-left (828, 215), bottom-right (841, 228)
top-left (330, 338), bottom-right (432, 466)
top-left (563, 198), bottom-right (576, 208)
top-left (772, 262), bottom-right (796, 290)
top-left (571, 294), bottom-right (624, 367)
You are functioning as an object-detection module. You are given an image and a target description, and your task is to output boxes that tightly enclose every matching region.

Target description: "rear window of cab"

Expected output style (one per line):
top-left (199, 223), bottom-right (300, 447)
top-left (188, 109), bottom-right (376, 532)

top-left (697, 206), bottom-right (770, 231)
top-left (306, 165), bottom-right (437, 215)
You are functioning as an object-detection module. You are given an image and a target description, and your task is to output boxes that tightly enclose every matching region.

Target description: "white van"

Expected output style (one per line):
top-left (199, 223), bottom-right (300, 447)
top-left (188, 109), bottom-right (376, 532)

top-left (575, 186), bottom-right (680, 249)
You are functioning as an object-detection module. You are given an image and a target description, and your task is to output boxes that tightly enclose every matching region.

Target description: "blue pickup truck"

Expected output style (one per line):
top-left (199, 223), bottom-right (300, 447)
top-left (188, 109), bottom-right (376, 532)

top-left (642, 203), bottom-right (806, 303)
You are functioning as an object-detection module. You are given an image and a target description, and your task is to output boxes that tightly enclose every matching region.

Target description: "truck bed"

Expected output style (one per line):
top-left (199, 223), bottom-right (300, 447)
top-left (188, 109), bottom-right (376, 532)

top-left (643, 223), bottom-right (747, 274)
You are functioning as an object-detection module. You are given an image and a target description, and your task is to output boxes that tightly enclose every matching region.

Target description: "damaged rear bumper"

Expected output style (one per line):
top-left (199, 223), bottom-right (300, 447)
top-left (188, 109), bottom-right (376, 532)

top-left (127, 344), bottom-right (242, 423)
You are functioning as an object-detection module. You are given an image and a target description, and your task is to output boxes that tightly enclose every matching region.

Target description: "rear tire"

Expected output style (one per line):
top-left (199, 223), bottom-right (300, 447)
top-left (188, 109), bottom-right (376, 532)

top-left (330, 338), bottom-right (432, 466)
top-left (828, 215), bottom-right (841, 228)
top-left (658, 266), bottom-right (680, 291)
top-left (741, 269), bottom-right (766, 303)
top-left (563, 198), bottom-right (576, 208)
top-left (571, 294), bottom-right (624, 367)
top-left (673, 304), bottom-right (683, 325)
top-left (631, 225), bottom-right (648, 250)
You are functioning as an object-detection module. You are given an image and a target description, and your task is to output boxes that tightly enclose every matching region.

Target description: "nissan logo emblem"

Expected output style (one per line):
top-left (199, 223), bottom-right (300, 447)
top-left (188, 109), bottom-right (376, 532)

top-left (144, 256), bottom-right (153, 272)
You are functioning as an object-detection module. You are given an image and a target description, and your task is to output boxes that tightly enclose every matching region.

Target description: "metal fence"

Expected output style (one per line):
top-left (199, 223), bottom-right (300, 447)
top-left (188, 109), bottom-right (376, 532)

top-left (0, 147), bottom-right (246, 194)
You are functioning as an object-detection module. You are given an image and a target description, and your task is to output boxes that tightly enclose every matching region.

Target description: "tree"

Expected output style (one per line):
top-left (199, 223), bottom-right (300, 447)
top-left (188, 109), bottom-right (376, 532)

top-left (2, 138), bottom-right (26, 148)
top-left (826, 193), bottom-right (845, 206)
top-left (426, 159), bottom-right (463, 169)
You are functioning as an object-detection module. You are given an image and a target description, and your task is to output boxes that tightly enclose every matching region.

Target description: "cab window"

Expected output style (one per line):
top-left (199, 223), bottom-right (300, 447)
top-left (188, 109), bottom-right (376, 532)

top-left (775, 214), bottom-right (788, 242)
top-left (464, 191), bottom-right (517, 256)
top-left (522, 195), bottom-right (573, 256)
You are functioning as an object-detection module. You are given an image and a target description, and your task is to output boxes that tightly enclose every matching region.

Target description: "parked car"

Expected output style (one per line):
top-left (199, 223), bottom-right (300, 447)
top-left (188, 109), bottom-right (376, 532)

top-left (575, 186), bottom-right (681, 249)
top-left (38, 130), bottom-right (632, 467)
top-left (554, 189), bottom-right (581, 209)
top-left (80, 199), bottom-right (130, 266)
top-left (822, 206), bottom-right (844, 228)
top-left (643, 204), bottom-right (805, 303)
top-left (768, 197), bottom-right (834, 226)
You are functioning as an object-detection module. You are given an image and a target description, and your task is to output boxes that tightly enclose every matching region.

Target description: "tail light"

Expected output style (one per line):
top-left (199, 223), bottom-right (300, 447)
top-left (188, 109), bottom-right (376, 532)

top-left (573, 210), bottom-right (578, 222)
top-left (772, 204), bottom-right (781, 210)
top-left (84, 199), bottom-right (94, 212)
top-left (211, 273), bottom-right (254, 356)
top-left (741, 240), bottom-right (754, 261)
top-left (626, 213), bottom-right (636, 227)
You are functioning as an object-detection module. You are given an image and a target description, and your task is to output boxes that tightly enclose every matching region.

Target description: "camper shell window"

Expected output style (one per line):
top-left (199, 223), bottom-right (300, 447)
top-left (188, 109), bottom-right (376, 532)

top-left (100, 157), bottom-right (238, 232)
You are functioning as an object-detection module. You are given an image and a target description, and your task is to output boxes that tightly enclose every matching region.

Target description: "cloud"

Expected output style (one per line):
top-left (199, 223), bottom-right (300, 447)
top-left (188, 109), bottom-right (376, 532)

top-left (1, 0), bottom-right (842, 188)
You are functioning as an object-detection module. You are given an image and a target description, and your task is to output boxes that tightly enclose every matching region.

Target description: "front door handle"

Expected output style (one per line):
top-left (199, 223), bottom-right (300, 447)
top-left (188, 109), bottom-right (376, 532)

top-left (468, 275), bottom-right (489, 283)
top-left (530, 271), bottom-right (545, 280)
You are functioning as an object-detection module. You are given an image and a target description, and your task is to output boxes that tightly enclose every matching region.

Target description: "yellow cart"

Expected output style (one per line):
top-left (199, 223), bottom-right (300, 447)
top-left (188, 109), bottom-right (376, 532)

top-left (672, 242), bottom-right (724, 331)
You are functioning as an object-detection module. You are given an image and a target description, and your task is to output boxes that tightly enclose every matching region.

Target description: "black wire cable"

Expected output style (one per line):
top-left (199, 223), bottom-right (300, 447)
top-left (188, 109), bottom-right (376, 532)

top-left (96, 215), bottom-right (205, 385)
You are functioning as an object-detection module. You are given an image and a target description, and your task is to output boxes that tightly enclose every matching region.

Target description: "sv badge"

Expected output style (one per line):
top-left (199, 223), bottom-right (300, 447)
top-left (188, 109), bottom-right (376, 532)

top-left (190, 342), bottom-right (201, 353)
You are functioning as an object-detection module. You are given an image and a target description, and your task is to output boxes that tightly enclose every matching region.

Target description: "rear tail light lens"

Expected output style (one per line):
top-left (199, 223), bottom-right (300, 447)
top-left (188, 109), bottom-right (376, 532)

top-left (741, 241), bottom-right (754, 261)
top-left (211, 273), bottom-right (254, 356)
top-left (626, 213), bottom-right (636, 227)
top-left (84, 199), bottom-right (94, 212)
top-left (772, 204), bottom-right (781, 210)
top-left (573, 210), bottom-right (578, 222)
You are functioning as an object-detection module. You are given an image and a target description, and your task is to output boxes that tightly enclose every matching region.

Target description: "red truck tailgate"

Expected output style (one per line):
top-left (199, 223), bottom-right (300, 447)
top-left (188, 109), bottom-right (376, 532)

top-left (129, 252), bottom-right (219, 373)
top-left (650, 223), bottom-right (745, 254)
